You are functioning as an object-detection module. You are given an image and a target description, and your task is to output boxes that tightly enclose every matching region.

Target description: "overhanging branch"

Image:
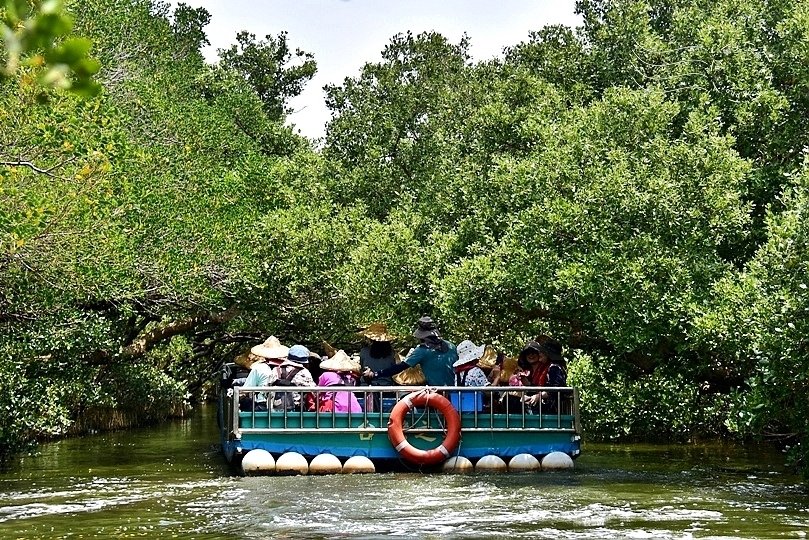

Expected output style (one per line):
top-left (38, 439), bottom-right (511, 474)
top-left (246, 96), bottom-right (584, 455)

top-left (1, 158), bottom-right (72, 177)
top-left (120, 305), bottom-right (240, 358)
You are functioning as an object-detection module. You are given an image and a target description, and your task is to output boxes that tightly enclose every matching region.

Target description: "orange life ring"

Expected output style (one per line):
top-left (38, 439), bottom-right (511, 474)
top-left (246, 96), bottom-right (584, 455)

top-left (387, 390), bottom-right (461, 466)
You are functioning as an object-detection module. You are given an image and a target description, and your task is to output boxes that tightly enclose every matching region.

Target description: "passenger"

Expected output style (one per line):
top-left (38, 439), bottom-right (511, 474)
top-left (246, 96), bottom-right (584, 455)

top-left (453, 340), bottom-right (490, 387)
top-left (357, 322), bottom-right (400, 411)
top-left (487, 350), bottom-right (512, 386)
top-left (363, 316), bottom-right (457, 386)
top-left (238, 336), bottom-right (288, 411)
top-left (486, 351), bottom-right (522, 412)
top-left (519, 339), bottom-right (567, 413)
top-left (272, 344), bottom-right (316, 411)
top-left (317, 350), bottom-right (363, 413)
top-left (358, 322), bottom-right (398, 387)
top-left (451, 339), bottom-right (489, 412)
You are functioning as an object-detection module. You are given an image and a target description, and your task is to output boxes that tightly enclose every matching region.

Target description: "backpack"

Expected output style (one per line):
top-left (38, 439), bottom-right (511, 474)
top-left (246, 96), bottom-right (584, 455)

top-left (272, 365), bottom-right (302, 410)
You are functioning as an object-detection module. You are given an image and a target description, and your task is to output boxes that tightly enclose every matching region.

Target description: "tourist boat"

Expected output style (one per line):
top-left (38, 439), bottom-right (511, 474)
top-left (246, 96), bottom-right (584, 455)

top-left (217, 362), bottom-right (582, 472)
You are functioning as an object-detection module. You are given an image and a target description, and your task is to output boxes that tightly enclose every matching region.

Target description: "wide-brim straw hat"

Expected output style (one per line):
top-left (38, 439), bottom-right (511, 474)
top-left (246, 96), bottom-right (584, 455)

top-left (321, 340), bottom-right (338, 358)
top-left (477, 345), bottom-right (498, 370)
top-left (251, 335), bottom-right (289, 361)
top-left (358, 322), bottom-right (397, 342)
top-left (319, 349), bottom-right (361, 373)
top-left (453, 339), bottom-right (486, 368)
top-left (234, 352), bottom-right (259, 369)
top-left (499, 356), bottom-right (519, 380)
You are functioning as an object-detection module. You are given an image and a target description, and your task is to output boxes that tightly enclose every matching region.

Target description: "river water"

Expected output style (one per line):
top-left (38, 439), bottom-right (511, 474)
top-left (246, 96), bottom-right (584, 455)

top-left (1, 404), bottom-right (807, 539)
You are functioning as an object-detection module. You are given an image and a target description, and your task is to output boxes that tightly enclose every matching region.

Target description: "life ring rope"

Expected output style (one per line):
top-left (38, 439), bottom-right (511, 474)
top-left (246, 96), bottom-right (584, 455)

top-left (400, 392), bottom-right (442, 431)
top-left (387, 389), bottom-right (461, 466)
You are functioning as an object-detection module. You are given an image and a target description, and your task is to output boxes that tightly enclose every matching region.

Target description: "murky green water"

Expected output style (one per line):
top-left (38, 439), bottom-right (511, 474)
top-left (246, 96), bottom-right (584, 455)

top-left (1, 405), bottom-right (807, 539)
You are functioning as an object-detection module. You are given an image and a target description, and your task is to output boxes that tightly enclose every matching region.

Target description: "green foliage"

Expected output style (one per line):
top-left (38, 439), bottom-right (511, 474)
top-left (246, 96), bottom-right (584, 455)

top-left (0, 0), bottom-right (316, 454)
top-left (4, 0), bottom-right (809, 478)
top-left (218, 30), bottom-right (316, 122)
top-left (0, 310), bottom-right (187, 452)
top-left (324, 31), bottom-right (475, 220)
top-left (1, 0), bottom-right (100, 95)
top-left (170, 2), bottom-right (209, 58)
top-left (434, 90), bottom-right (750, 357)
top-left (723, 163), bottom-right (809, 472)
top-left (565, 0), bottom-right (809, 249)
top-left (315, 4), bottom-right (809, 474)
top-left (569, 351), bottom-right (737, 441)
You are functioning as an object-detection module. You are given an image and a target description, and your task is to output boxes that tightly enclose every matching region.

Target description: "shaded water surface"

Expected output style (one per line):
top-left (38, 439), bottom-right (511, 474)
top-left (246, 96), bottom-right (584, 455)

top-left (1, 405), bottom-right (807, 539)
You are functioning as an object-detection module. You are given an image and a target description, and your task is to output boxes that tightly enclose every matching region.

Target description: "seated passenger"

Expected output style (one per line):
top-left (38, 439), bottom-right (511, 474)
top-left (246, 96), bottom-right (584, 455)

top-left (451, 340), bottom-right (489, 412)
top-left (317, 350), bottom-right (363, 413)
top-left (453, 340), bottom-right (490, 387)
top-left (272, 344), bottom-right (316, 411)
top-left (357, 322), bottom-right (416, 410)
top-left (358, 322), bottom-right (398, 387)
top-left (238, 336), bottom-right (288, 411)
top-left (363, 316), bottom-right (457, 386)
top-left (496, 340), bottom-right (546, 413)
top-left (521, 339), bottom-right (567, 413)
top-left (486, 350), bottom-right (524, 413)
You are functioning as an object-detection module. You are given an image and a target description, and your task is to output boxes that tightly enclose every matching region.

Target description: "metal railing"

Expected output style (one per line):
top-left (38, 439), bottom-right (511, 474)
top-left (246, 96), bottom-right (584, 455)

top-left (226, 385), bottom-right (579, 438)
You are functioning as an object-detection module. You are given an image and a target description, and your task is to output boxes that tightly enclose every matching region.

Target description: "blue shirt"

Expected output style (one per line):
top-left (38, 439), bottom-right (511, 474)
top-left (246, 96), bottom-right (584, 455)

top-left (404, 340), bottom-right (457, 386)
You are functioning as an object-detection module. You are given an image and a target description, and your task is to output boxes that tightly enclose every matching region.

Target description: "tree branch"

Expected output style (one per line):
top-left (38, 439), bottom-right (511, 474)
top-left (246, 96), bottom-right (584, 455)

top-left (0, 159), bottom-right (60, 177)
top-left (120, 305), bottom-right (240, 358)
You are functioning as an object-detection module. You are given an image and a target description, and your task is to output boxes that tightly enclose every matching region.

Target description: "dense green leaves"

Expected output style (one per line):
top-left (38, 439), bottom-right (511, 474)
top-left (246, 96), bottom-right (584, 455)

top-left (1, 0), bottom-right (315, 454)
top-left (218, 30), bottom-right (316, 122)
top-left (3, 0), bottom-right (809, 476)
top-left (1, 0), bottom-right (100, 95)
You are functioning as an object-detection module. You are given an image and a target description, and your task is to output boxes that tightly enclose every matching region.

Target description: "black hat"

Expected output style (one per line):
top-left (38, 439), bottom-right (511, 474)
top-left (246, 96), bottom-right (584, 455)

top-left (518, 341), bottom-right (543, 364)
top-left (413, 316), bottom-right (440, 339)
top-left (540, 340), bottom-right (563, 363)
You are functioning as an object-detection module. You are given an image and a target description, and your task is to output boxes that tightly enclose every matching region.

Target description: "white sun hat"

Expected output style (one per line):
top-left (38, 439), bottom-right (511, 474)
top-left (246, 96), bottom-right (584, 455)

top-left (453, 339), bottom-right (486, 368)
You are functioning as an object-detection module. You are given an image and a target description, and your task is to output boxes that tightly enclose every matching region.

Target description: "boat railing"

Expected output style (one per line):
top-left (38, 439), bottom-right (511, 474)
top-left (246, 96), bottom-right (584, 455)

top-left (225, 385), bottom-right (580, 439)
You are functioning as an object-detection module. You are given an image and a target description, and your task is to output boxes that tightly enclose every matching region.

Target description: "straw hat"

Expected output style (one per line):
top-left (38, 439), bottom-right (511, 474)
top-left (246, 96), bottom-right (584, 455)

top-left (321, 340), bottom-right (338, 358)
top-left (358, 322), bottom-right (397, 342)
top-left (499, 355), bottom-right (519, 380)
top-left (319, 350), bottom-right (361, 373)
top-left (392, 348), bottom-right (427, 385)
top-left (477, 345), bottom-right (498, 370)
top-left (250, 336), bottom-right (289, 361)
top-left (453, 339), bottom-right (486, 368)
top-left (393, 364), bottom-right (426, 385)
top-left (234, 352), bottom-right (262, 369)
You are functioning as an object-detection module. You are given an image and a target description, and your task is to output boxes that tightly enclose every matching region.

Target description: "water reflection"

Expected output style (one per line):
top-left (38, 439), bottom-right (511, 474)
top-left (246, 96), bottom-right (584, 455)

top-left (0, 405), bottom-right (807, 539)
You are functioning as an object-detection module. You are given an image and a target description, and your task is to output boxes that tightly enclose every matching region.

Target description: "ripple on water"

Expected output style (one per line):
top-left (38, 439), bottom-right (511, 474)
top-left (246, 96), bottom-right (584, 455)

top-left (3, 411), bottom-right (809, 539)
top-left (192, 474), bottom-right (751, 539)
top-left (0, 477), bottom-right (236, 526)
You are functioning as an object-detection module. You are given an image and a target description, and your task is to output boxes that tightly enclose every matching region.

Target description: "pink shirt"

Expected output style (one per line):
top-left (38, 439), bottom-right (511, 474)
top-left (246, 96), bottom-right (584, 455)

top-left (317, 372), bottom-right (363, 413)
